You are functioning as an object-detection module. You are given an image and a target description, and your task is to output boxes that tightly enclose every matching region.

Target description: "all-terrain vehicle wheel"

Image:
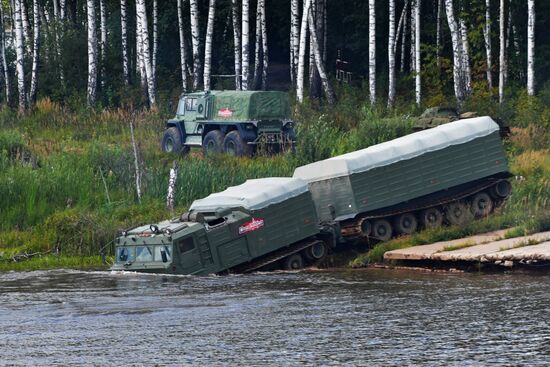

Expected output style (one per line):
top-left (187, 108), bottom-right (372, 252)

top-left (303, 242), bottom-right (328, 262)
top-left (283, 253), bottom-right (304, 270)
top-left (202, 130), bottom-right (225, 155)
top-left (223, 131), bottom-right (250, 157)
top-left (372, 219), bottom-right (393, 241)
top-left (161, 127), bottom-right (189, 155)
top-left (420, 207), bottom-right (444, 229)
top-left (471, 192), bottom-right (493, 218)
top-left (394, 213), bottom-right (418, 235)
top-left (445, 201), bottom-right (471, 225)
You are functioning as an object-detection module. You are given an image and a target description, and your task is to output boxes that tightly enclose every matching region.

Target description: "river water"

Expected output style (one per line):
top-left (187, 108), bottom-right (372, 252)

top-left (0, 269), bottom-right (548, 366)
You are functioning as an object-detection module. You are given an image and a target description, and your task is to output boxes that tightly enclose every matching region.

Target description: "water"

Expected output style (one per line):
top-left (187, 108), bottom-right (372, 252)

top-left (0, 269), bottom-right (548, 366)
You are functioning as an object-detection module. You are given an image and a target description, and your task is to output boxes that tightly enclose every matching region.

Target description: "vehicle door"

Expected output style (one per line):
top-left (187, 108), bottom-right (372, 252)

top-left (175, 235), bottom-right (203, 274)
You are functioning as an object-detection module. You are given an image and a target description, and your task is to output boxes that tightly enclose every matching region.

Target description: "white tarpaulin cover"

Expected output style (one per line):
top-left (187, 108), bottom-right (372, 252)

top-left (293, 116), bottom-right (500, 182)
top-left (190, 177), bottom-right (309, 211)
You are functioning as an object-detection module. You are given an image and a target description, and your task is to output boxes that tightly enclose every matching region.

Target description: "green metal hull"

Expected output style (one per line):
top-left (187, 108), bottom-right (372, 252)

top-left (308, 131), bottom-right (509, 221)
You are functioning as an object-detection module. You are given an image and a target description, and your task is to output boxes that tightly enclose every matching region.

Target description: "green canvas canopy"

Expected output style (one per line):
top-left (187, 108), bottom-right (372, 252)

top-left (210, 91), bottom-right (291, 121)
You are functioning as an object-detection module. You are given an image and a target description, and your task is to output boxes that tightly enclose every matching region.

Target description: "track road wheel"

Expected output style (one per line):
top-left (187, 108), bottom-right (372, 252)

top-left (420, 207), bottom-right (444, 229)
top-left (394, 213), bottom-right (418, 235)
top-left (471, 192), bottom-right (494, 218)
top-left (223, 131), bottom-right (250, 157)
top-left (283, 253), bottom-right (304, 270)
top-left (372, 219), bottom-right (393, 241)
top-left (445, 201), bottom-right (471, 226)
top-left (162, 127), bottom-right (189, 155)
top-left (202, 130), bottom-right (224, 155)
top-left (304, 242), bottom-right (328, 262)
top-left (360, 219), bottom-right (372, 237)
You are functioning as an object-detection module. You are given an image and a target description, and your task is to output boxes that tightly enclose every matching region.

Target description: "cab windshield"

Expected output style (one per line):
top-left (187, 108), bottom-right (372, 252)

top-left (115, 245), bottom-right (172, 263)
top-left (176, 99), bottom-right (186, 115)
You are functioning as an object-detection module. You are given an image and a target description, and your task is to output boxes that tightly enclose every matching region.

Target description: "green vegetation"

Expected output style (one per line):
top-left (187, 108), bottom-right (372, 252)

top-left (2, 86), bottom-right (550, 271)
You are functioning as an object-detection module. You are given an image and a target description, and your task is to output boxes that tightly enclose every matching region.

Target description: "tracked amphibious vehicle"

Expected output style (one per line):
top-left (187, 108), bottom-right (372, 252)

top-left (113, 117), bottom-right (511, 275)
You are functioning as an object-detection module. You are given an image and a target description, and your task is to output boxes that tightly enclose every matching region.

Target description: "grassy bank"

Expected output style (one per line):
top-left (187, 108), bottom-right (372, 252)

top-left (1, 87), bottom-right (550, 270)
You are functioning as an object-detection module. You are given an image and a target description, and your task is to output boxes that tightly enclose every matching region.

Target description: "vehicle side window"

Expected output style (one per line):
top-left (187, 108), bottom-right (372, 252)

top-left (176, 99), bottom-right (186, 115)
top-left (186, 98), bottom-right (197, 111)
top-left (178, 237), bottom-right (195, 254)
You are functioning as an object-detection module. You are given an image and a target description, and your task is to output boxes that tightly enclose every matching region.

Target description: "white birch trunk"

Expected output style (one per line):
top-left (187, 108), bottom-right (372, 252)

top-left (414, 0), bottom-right (421, 106)
top-left (307, 6), bottom-right (335, 104)
top-left (368, 0), bottom-right (376, 105)
top-left (20, 0), bottom-right (30, 55)
top-left (153, 0), bottom-right (158, 82)
top-left (60, 0), bottom-right (65, 20)
top-left (121, 0), bottom-right (129, 85)
top-left (14, 0), bottom-right (26, 111)
top-left (136, 21), bottom-right (148, 99)
top-left (436, 0), bottom-right (442, 70)
top-left (241, 0), bottom-right (250, 90)
top-left (308, 0), bottom-right (317, 92)
top-left (130, 120), bottom-right (141, 203)
top-left (253, 0), bottom-right (262, 89)
top-left (459, 17), bottom-right (471, 93)
top-left (231, 0), bottom-right (241, 90)
top-left (388, 0), bottom-right (396, 107)
top-left (296, 0), bottom-right (312, 103)
top-left (86, 0), bottom-right (97, 106)
top-left (260, 0), bottom-right (268, 90)
top-left (290, 0), bottom-right (299, 84)
top-left (0, 4), bottom-right (9, 103)
top-left (499, 0), bottom-right (505, 104)
top-left (177, 0), bottom-right (188, 90)
top-left (484, 0), bottom-right (493, 90)
top-left (100, 0), bottom-right (106, 88)
top-left (444, 0), bottom-right (466, 105)
top-left (527, 0), bottom-right (535, 96)
top-left (166, 161), bottom-right (178, 210)
top-left (53, 0), bottom-right (59, 18)
top-left (400, 2), bottom-right (408, 73)
top-left (136, 0), bottom-right (155, 105)
top-left (203, 0), bottom-right (216, 91)
top-left (410, 1), bottom-right (416, 72)
top-left (189, 0), bottom-right (202, 90)
top-left (29, 0), bottom-right (39, 104)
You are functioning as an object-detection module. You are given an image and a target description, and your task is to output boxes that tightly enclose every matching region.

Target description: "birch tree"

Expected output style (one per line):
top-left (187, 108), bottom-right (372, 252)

top-left (290, 0), bottom-right (299, 84)
top-left (203, 0), bottom-right (216, 91)
top-left (20, 0), bottom-right (30, 55)
top-left (296, 0), bottom-right (312, 103)
top-left (0, 4), bottom-right (9, 103)
top-left (414, 0), bottom-right (421, 105)
top-left (14, 0), bottom-right (27, 111)
top-left (400, 2), bottom-right (408, 73)
top-left (136, 0), bottom-right (155, 105)
top-left (100, 0), bottom-right (107, 88)
top-left (29, 0), bottom-right (39, 104)
top-left (388, 0), bottom-right (396, 107)
top-left (260, 0), bottom-right (268, 90)
top-left (253, 0), bottom-right (262, 89)
top-left (121, 0), bottom-right (129, 85)
top-left (499, 0), bottom-right (505, 103)
top-left (189, 0), bottom-right (202, 89)
top-left (484, 0), bottom-right (493, 90)
top-left (86, 0), bottom-right (97, 106)
top-left (231, 0), bottom-right (241, 89)
top-left (459, 17), bottom-right (471, 92)
top-left (177, 0), bottom-right (188, 90)
top-left (527, 0), bottom-right (535, 96)
top-left (368, 0), bottom-right (376, 105)
top-left (436, 0), bottom-right (442, 70)
top-left (153, 0), bottom-right (158, 81)
top-left (307, 4), bottom-right (335, 104)
top-left (444, 0), bottom-right (466, 105)
top-left (241, 0), bottom-right (250, 90)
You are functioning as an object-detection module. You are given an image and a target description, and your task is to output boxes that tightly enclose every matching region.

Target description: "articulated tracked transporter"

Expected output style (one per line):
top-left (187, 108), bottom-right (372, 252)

top-left (112, 117), bottom-right (511, 275)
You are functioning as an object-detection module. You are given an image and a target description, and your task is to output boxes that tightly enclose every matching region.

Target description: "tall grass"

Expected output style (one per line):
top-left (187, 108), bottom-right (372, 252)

top-left (1, 86), bottom-right (550, 268)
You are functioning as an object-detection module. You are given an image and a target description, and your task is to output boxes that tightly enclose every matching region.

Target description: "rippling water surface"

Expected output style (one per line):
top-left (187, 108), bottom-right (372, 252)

top-left (0, 269), bottom-right (548, 366)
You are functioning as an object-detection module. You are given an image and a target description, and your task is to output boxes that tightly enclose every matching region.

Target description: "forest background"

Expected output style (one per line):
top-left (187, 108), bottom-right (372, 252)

top-left (0, 0), bottom-right (549, 269)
